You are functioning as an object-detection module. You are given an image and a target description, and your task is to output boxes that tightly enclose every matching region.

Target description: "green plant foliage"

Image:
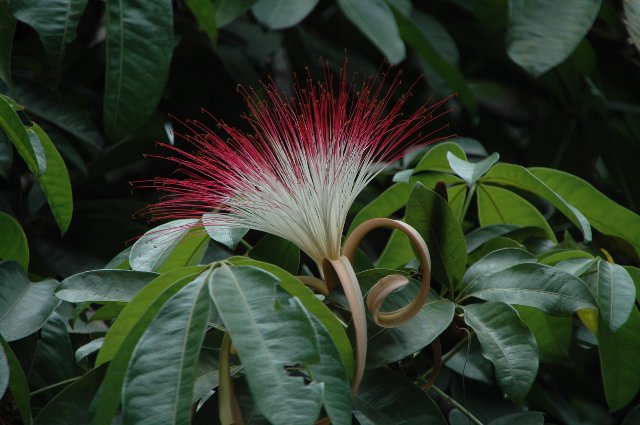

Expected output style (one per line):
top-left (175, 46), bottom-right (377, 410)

top-left (249, 234), bottom-right (300, 274)
top-left (354, 368), bottom-right (446, 425)
top-left (0, 261), bottom-right (59, 341)
top-left (209, 265), bottom-right (324, 425)
top-left (0, 335), bottom-right (31, 424)
top-left (0, 211), bottom-right (28, 269)
top-left (405, 183), bottom-right (467, 291)
top-left (10, 0), bottom-right (88, 67)
top-left (103, 0), bottom-right (173, 142)
top-left (122, 276), bottom-right (210, 425)
top-left (56, 269), bottom-right (157, 303)
top-left (0, 0), bottom-right (15, 89)
top-left (463, 301), bottom-right (538, 403)
top-left (252, 0), bottom-right (319, 30)
top-left (507, 0), bottom-right (602, 76)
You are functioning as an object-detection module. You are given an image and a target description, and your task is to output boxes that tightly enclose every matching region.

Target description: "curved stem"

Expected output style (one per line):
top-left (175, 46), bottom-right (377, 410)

top-left (460, 183), bottom-right (477, 224)
top-left (429, 385), bottom-right (485, 425)
top-left (219, 333), bottom-right (244, 425)
top-left (327, 256), bottom-right (367, 393)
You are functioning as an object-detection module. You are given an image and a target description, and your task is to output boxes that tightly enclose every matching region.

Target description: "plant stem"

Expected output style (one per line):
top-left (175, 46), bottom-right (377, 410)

top-left (29, 376), bottom-right (81, 396)
top-left (460, 183), bottom-right (477, 224)
top-left (430, 384), bottom-right (484, 425)
top-left (239, 238), bottom-right (253, 251)
top-left (417, 333), bottom-right (469, 382)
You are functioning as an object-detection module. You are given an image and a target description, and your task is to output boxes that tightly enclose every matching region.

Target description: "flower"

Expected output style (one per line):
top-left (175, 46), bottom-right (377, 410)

top-left (145, 64), bottom-right (450, 265)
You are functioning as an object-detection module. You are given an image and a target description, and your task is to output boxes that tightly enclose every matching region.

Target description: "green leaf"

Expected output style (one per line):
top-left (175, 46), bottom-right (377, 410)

top-left (348, 182), bottom-right (410, 233)
top-left (623, 266), bottom-right (640, 303)
top-left (463, 262), bottom-right (595, 314)
top-left (104, 0), bottom-right (173, 142)
top-left (0, 132), bottom-right (13, 178)
top-left (354, 368), bottom-right (447, 425)
top-left (0, 212), bottom-right (28, 270)
top-left (483, 163), bottom-right (591, 241)
top-left (96, 266), bottom-right (205, 365)
top-left (249, 234), bottom-right (300, 274)
top-left (622, 404), bottom-right (640, 425)
top-left (477, 184), bottom-right (556, 242)
top-left (122, 275), bottom-right (209, 425)
top-left (465, 224), bottom-right (520, 254)
top-left (0, 0), bottom-right (15, 89)
top-left (0, 95), bottom-right (40, 175)
top-left (448, 151), bottom-right (499, 185)
top-left (129, 219), bottom-right (199, 272)
top-left (516, 306), bottom-right (571, 364)
top-left (583, 259), bottom-right (636, 332)
top-left (57, 269), bottom-right (158, 302)
top-left (157, 227), bottom-right (210, 273)
top-left (229, 257), bottom-right (354, 379)
top-left (390, 6), bottom-right (477, 115)
top-left (625, 0), bottom-right (640, 52)
top-left (377, 229), bottom-right (413, 269)
top-left (30, 311), bottom-right (75, 390)
top-left (252, 0), bottom-right (318, 29)
top-left (10, 0), bottom-right (89, 66)
top-left (308, 316), bottom-right (352, 425)
top-left (28, 124), bottom-right (73, 234)
top-left (33, 366), bottom-right (105, 425)
top-left (203, 217), bottom-right (248, 250)
top-left (15, 80), bottom-right (103, 154)
top-left (538, 249), bottom-right (592, 265)
top-left (185, 0), bottom-right (217, 46)
top-left (358, 269), bottom-right (454, 367)
top-left (555, 257), bottom-right (597, 276)
top-left (214, 0), bottom-right (255, 27)
top-left (0, 335), bottom-right (31, 424)
top-left (209, 265), bottom-right (323, 425)
top-left (507, 0), bottom-right (602, 76)
top-left (530, 167), bottom-right (640, 257)
top-left (405, 183), bottom-right (467, 291)
top-left (414, 142), bottom-right (467, 173)
top-left (598, 307), bottom-right (640, 412)
top-left (74, 337), bottom-right (104, 362)
top-left (94, 268), bottom-right (204, 425)
top-left (462, 248), bottom-right (536, 292)
top-left (489, 411), bottom-right (544, 425)
top-left (463, 301), bottom-right (538, 403)
top-left (0, 261), bottom-right (59, 341)
top-left (338, 0), bottom-right (405, 64)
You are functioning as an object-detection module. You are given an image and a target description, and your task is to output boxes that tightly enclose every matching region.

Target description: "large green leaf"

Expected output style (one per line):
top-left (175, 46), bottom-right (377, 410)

top-left (229, 257), bottom-right (354, 379)
top-left (10, 0), bottom-right (88, 66)
top-left (157, 228), bottom-right (210, 273)
top-left (391, 7), bottom-right (477, 115)
top-left (598, 307), bottom-right (640, 412)
top-left (122, 275), bottom-right (209, 425)
top-left (405, 183), bottom-right (467, 291)
top-left (462, 262), bottom-right (595, 315)
top-left (530, 167), bottom-right (640, 257)
top-left (477, 184), bottom-right (556, 242)
top-left (129, 219), bottom-right (199, 272)
top-left (103, 0), bottom-right (173, 142)
top-left (358, 269), bottom-right (454, 367)
top-left (0, 95), bottom-right (40, 175)
top-left (203, 218), bottom-right (248, 249)
top-left (461, 248), bottom-right (535, 293)
top-left (414, 142), bottom-right (466, 174)
top-left (516, 306), bottom-right (571, 364)
top-left (94, 268), bottom-right (204, 425)
top-left (0, 335), bottom-right (31, 424)
top-left (0, 0), bottom-right (15, 89)
top-left (33, 366), bottom-right (105, 425)
top-left (15, 80), bottom-right (103, 154)
top-left (0, 211), bottom-right (28, 270)
top-left (249, 234), bottom-right (300, 274)
top-left (483, 163), bottom-right (591, 241)
top-left (57, 269), bottom-right (158, 302)
top-left (583, 259), bottom-right (636, 332)
top-left (96, 266), bottom-right (205, 365)
top-left (184, 0), bottom-right (217, 46)
top-left (209, 265), bottom-right (323, 425)
top-left (0, 261), bottom-right (59, 341)
top-left (507, 0), bottom-right (602, 76)
top-left (354, 368), bottom-right (446, 425)
top-left (465, 224), bottom-right (520, 254)
top-left (29, 124), bottom-right (73, 234)
top-left (252, 0), bottom-right (319, 29)
top-left (463, 301), bottom-right (538, 403)
top-left (338, 0), bottom-right (405, 64)
top-left (624, 266), bottom-right (640, 303)
top-left (29, 312), bottom-right (75, 390)
top-left (307, 316), bottom-right (352, 425)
